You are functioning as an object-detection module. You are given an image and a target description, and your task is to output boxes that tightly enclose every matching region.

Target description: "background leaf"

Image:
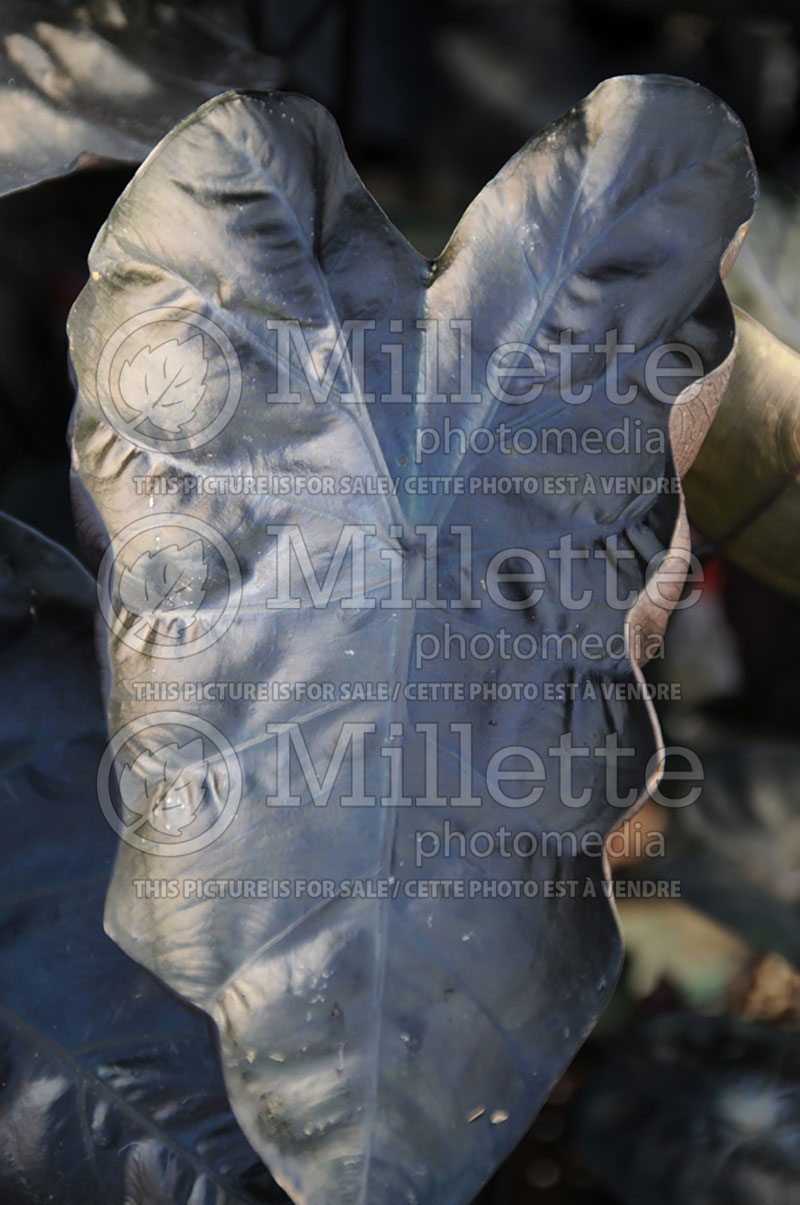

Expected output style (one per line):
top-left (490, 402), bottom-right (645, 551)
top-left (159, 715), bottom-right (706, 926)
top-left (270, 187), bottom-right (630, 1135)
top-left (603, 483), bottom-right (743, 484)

top-left (0, 0), bottom-right (279, 196)
top-left (575, 1014), bottom-right (800, 1205)
top-left (684, 308), bottom-right (800, 597)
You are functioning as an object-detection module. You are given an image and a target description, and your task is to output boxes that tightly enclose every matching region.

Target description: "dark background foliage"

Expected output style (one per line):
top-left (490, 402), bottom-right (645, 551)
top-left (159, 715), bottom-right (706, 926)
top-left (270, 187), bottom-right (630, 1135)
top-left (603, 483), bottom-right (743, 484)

top-left (3, 2), bottom-right (800, 1202)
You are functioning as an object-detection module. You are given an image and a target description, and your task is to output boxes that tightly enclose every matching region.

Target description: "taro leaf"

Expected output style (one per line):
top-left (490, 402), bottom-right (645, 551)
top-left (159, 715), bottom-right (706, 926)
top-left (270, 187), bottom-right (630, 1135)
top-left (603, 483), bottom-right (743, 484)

top-left (575, 1014), bottom-right (800, 1205)
top-left (118, 539), bottom-right (209, 619)
top-left (0, 0), bottom-right (279, 196)
top-left (119, 334), bottom-right (209, 432)
top-left (684, 307), bottom-right (800, 597)
top-left (67, 79), bottom-right (756, 1204)
top-left (119, 736), bottom-right (208, 836)
top-left (0, 511), bottom-right (287, 1203)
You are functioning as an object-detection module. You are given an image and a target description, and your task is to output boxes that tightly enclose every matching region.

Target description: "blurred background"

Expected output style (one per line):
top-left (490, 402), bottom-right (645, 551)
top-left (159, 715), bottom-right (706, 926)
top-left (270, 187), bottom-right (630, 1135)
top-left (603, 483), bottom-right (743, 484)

top-left (3, 1), bottom-right (800, 1201)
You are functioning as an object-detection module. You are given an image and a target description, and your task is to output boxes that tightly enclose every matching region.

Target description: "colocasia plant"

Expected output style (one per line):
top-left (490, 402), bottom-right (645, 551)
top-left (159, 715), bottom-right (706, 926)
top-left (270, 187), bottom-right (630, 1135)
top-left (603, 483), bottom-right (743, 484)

top-left (6, 19), bottom-right (789, 1203)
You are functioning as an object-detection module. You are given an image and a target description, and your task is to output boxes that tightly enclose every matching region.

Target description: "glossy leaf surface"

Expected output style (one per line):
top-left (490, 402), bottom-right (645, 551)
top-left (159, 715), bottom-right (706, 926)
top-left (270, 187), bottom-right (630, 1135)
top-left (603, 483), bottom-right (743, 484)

top-left (68, 78), bottom-right (756, 1203)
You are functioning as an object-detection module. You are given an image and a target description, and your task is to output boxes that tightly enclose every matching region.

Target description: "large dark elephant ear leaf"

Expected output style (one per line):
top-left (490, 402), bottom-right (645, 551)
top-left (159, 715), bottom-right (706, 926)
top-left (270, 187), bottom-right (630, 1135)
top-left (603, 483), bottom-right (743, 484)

top-left (0, 512), bottom-right (286, 1203)
top-left (684, 308), bottom-right (800, 598)
top-left (68, 77), bottom-right (756, 1204)
top-left (0, 0), bottom-right (279, 196)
